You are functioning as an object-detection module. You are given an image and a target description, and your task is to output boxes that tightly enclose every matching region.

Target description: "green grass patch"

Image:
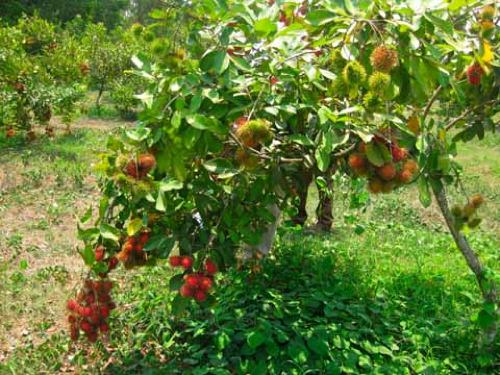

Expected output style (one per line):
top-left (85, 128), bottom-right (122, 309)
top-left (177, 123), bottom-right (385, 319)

top-left (0, 129), bottom-right (498, 374)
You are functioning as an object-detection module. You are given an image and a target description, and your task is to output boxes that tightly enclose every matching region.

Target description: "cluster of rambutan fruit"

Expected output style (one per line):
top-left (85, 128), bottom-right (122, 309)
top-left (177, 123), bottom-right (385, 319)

top-left (477, 4), bottom-right (496, 34)
top-left (451, 194), bottom-right (485, 230)
top-left (466, 5), bottom-right (496, 86)
top-left (348, 138), bottom-right (418, 194)
top-left (66, 279), bottom-right (116, 342)
top-left (330, 44), bottom-right (399, 109)
top-left (5, 127), bottom-right (16, 138)
top-left (116, 230), bottom-right (150, 267)
top-left (169, 256), bottom-right (218, 302)
top-left (124, 153), bottom-right (156, 179)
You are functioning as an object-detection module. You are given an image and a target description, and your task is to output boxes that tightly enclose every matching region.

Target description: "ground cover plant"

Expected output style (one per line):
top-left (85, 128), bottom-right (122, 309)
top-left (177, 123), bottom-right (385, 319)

top-left (0, 0), bottom-right (498, 374)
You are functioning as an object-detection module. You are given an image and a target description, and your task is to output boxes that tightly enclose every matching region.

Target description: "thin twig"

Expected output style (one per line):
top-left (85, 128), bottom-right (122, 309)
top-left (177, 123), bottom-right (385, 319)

top-left (422, 85), bottom-right (443, 121)
top-left (445, 99), bottom-right (497, 131)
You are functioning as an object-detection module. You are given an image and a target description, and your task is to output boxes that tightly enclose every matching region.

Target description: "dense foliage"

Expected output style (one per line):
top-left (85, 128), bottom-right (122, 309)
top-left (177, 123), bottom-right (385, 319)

top-left (0, 16), bottom-right (148, 136)
top-left (70, 0), bottom-right (498, 350)
top-left (0, 0), bottom-right (128, 29)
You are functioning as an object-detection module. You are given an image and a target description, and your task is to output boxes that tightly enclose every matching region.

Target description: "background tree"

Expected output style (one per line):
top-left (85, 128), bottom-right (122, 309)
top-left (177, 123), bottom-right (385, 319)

top-left (0, 0), bottom-right (128, 29)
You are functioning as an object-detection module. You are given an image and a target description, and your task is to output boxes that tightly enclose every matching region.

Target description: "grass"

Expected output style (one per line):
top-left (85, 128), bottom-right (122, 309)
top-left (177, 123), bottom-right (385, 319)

top-left (0, 128), bottom-right (498, 374)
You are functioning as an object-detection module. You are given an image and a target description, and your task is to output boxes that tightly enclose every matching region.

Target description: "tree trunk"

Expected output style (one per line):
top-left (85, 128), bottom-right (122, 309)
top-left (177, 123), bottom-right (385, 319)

top-left (292, 166), bottom-right (313, 226)
top-left (432, 183), bottom-right (498, 346)
top-left (315, 167), bottom-right (334, 231)
top-left (95, 83), bottom-right (105, 113)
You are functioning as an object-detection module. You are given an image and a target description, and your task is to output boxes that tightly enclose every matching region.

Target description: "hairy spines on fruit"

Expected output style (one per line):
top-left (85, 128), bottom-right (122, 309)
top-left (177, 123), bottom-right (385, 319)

top-left (470, 194), bottom-right (484, 209)
top-left (479, 5), bottom-right (496, 21)
top-left (363, 92), bottom-right (382, 110)
top-left (329, 49), bottom-right (346, 72)
top-left (368, 72), bottom-right (391, 95)
top-left (370, 45), bottom-right (398, 72)
top-left (368, 178), bottom-right (383, 194)
top-left (466, 63), bottom-right (483, 86)
top-left (342, 61), bottom-right (367, 86)
top-left (377, 163), bottom-right (397, 181)
top-left (235, 119), bottom-right (273, 148)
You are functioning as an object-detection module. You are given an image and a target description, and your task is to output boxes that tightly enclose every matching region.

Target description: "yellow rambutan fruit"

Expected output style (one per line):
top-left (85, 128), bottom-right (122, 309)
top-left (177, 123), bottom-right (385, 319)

top-left (235, 119), bottom-right (273, 148)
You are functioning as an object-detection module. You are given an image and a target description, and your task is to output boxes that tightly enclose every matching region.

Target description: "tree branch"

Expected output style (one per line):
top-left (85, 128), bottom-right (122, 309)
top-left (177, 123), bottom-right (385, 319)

top-left (422, 85), bottom-right (443, 122)
top-left (432, 183), bottom-right (497, 346)
top-left (445, 99), bottom-right (497, 131)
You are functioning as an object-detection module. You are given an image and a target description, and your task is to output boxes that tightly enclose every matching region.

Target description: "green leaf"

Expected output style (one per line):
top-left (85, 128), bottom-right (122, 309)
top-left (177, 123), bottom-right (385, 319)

top-left (80, 206), bottom-right (92, 223)
top-left (289, 134), bottom-right (314, 146)
top-left (156, 191), bottom-right (167, 212)
top-left (171, 294), bottom-right (190, 316)
top-left (159, 178), bottom-right (183, 192)
top-left (424, 12), bottom-right (454, 35)
top-left (247, 331), bottom-right (266, 349)
top-left (126, 126), bottom-right (151, 142)
top-left (287, 339), bottom-right (309, 363)
top-left (254, 18), bottom-right (277, 36)
top-left (376, 345), bottom-right (394, 357)
top-left (200, 51), bottom-right (230, 75)
top-left (306, 10), bottom-right (336, 26)
top-left (365, 143), bottom-right (386, 167)
top-left (477, 308), bottom-right (496, 330)
top-left (229, 55), bottom-right (251, 71)
top-left (99, 224), bottom-right (121, 243)
top-left (448, 0), bottom-right (467, 11)
top-left (202, 88), bottom-right (221, 103)
top-left (77, 227), bottom-right (100, 243)
top-left (213, 51), bottom-right (230, 74)
top-left (127, 218), bottom-right (143, 236)
top-left (318, 106), bottom-right (336, 125)
top-left (189, 93), bottom-right (202, 112)
top-left (98, 196), bottom-right (109, 219)
top-left (216, 331), bottom-right (231, 350)
top-left (203, 159), bottom-right (238, 178)
top-left (79, 245), bottom-right (95, 266)
top-left (315, 145), bottom-right (330, 172)
top-left (307, 336), bottom-right (329, 356)
top-left (186, 114), bottom-right (224, 134)
top-left (169, 274), bottom-right (185, 291)
top-left (418, 177), bottom-right (432, 208)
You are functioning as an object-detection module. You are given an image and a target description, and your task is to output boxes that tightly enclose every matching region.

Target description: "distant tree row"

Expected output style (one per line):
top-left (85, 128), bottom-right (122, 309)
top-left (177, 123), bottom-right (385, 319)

top-left (0, 0), bottom-right (186, 28)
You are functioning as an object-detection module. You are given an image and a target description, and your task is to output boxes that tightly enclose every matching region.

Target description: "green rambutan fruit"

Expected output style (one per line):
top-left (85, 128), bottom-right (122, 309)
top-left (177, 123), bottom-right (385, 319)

top-left (329, 49), bottom-right (346, 73)
top-left (331, 77), bottom-right (348, 98)
top-left (143, 30), bottom-right (155, 43)
top-left (151, 39), bottom-right (168, 56)
top-left (236, 119), bottom-right (273, 148)
top-left (342, 61), bottom-right (367, 86)
top-left (368, 72), bottom-right (391, 95)
top-left (131, 23), bottom-right (144, 37)
top-left (363, 92), bottom-right (381, 110)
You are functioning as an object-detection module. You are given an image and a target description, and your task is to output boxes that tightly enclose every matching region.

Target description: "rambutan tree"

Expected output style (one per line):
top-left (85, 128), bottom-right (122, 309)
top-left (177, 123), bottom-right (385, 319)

top-left (71, 0), bottom-right (499, 346)
top-left (0, 16), bottom-right (88, 138)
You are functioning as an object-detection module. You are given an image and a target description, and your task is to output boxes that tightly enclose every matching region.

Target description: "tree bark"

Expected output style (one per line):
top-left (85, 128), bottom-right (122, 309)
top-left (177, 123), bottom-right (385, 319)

top-left (315, 167), bottom-right (334, 231)
top-left (292, 166), bottom-right (313, 226)
top-left (432, 183), bottom-right (498, 346)
top-left (96, 82), bottom-right (105, 112)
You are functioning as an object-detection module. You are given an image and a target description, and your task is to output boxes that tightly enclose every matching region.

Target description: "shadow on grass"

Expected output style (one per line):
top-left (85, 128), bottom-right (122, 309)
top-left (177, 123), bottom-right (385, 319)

top-left (0, 129), bottom-right (106, 162)
top-left (101, 231), bottom-right (494, 375)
